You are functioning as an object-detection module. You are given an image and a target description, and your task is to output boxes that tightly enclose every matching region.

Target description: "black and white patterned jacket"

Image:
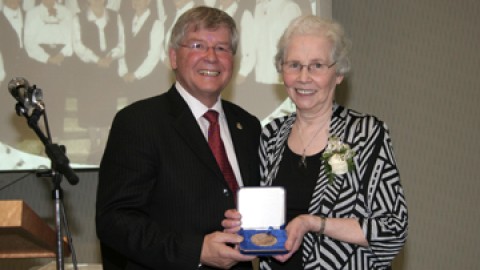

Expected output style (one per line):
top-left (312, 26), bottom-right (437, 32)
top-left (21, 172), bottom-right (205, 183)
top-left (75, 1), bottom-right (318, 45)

top-left (259, 104), bottom-right (408, 270)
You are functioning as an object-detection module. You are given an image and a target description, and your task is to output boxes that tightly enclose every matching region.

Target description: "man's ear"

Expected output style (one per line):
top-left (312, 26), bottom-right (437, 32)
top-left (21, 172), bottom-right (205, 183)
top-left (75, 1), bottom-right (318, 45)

top-left (169, 48), bottom-right (177, 70)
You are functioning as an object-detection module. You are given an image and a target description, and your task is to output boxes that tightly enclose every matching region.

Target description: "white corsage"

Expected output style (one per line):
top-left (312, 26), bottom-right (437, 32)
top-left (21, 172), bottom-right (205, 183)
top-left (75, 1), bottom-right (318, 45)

top-left (321, 136), bottom-right (356, 184)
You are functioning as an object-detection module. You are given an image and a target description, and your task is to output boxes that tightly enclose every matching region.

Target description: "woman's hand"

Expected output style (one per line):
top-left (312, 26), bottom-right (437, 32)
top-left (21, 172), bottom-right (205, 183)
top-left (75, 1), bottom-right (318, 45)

top-left (273, 214), bottom-right (315, 263)
top-left (275, 215), bottom-right (368, 263)
top-left (222, 209), bottom-right (243, 234)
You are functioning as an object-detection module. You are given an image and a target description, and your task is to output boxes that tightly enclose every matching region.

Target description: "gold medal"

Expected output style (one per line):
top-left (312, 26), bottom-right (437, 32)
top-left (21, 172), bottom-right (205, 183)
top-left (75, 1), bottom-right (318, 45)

top-left (250, 233), bottom-right (277, 247)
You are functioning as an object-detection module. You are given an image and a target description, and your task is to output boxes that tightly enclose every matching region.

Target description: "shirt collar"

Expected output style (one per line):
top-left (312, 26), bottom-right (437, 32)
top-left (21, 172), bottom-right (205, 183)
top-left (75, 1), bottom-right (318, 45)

top-left (175, 81), bottom-right (223, 121)
top-left (3, 6), bottom-right (21, 19)
top-left (87, 9), bottom-right (108, 23)
top-left (134, 8), bottom-right (151, 23)
top-left (40, 2), bottom-right (58, 11)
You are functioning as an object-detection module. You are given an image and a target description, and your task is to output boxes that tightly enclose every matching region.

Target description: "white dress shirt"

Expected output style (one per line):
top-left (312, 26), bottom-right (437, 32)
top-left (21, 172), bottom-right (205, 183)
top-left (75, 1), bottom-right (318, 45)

top-left (239, 0), bottom-right (301, 84)
top-left (105, 0), bottom-right (121, 12)
top-left (24, 3), bottom-right (73, 63)
top-left (22, 0), bottom-right (36, 11)
top-left (203, 0), bottom-right (216, 7)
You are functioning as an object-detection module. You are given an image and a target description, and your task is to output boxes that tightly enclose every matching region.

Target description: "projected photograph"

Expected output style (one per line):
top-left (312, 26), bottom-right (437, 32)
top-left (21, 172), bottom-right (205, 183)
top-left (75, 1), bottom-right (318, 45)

top-left (0, 0), bottom-right (319, 171)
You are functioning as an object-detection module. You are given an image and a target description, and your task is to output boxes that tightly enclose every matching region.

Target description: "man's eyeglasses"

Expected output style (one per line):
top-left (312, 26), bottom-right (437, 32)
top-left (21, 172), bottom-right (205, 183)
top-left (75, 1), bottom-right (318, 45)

top-left (282, 61), bottom-right (336, 75)
top-left (179, 42), bottom-right (233, 55)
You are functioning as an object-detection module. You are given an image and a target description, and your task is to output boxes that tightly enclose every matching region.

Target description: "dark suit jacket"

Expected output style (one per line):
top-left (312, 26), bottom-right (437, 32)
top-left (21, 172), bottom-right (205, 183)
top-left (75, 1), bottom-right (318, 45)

top-left (96, 86), bottom-right (261, 270)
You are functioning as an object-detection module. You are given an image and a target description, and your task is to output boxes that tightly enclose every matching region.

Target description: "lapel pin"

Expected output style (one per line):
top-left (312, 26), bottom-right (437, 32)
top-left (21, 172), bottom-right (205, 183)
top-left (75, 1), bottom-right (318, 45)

top-left (236, 123), bottom-right (243, 130)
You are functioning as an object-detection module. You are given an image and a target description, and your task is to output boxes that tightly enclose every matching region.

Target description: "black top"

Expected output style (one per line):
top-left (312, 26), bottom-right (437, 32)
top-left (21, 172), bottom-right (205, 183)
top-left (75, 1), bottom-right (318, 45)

top-left (270, 145), bottom-right (322, 269)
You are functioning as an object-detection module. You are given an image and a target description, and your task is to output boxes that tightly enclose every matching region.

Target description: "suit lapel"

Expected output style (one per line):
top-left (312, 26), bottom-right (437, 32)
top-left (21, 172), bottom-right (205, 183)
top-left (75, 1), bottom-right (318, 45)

top-left (167, 87), bottom-right (225, 181)
top-left (223, 102), bottom-right (253, 186)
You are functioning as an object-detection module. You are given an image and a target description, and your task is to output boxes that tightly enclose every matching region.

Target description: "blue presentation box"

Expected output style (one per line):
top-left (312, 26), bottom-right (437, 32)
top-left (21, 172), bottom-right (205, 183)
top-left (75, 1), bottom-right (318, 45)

top-left (237, 187), bottom-right (288, 256)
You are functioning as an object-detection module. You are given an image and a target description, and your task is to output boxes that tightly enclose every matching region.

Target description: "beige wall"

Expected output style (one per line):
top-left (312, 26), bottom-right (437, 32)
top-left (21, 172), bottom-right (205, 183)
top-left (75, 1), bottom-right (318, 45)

top-left (333, 1), bottom-right (480, 269)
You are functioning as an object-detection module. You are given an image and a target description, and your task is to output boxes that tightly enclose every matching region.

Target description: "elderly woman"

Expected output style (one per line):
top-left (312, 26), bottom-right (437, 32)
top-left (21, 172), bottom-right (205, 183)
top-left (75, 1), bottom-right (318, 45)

top-left (225, 15), bottom-right (408, 270)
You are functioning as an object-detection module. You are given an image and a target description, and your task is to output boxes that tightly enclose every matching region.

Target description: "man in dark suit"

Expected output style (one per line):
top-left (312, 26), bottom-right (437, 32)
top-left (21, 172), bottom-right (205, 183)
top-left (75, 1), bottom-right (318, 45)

top-left (96, 6), bottom-right (260, 270)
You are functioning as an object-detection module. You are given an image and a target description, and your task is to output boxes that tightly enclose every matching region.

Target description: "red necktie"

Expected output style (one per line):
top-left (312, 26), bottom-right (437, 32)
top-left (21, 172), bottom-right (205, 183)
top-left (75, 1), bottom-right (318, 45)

top-left (204, 110), bottom-right (239, 201)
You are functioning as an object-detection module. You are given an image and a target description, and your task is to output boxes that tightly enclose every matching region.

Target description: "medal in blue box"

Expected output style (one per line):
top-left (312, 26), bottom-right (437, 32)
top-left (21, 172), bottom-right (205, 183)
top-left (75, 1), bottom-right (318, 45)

top-left (237, 187), bottom-right (288, 255)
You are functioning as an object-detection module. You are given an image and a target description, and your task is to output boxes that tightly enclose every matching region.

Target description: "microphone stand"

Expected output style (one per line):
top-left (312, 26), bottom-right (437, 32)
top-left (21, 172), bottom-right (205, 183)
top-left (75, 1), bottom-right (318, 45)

top-left (15, 103), bottom-right (79, 270)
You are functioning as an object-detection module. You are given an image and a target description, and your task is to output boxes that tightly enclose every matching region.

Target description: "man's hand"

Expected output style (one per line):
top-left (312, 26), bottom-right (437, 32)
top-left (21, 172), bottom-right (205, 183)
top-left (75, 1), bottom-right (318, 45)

top-left (200, 231), bottom-right (255, 269)
top-left (48, 53), bottom-right (65, 66)
top-left (222, 209), bottom-right (242, 234)
top-left (97, 56), bottom-right (113, 68)
top-left (122, 72), bottom-right (136, 83)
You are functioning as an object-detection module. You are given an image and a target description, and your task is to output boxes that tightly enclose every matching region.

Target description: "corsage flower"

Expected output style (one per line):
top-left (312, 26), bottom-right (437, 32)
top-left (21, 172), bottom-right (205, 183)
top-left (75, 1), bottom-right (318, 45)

top-left (321, 136), bottom-right (356, 184)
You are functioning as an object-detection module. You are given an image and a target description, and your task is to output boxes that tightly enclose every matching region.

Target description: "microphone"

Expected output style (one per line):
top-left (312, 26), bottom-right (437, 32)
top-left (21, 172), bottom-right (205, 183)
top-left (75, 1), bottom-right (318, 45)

top-left (7, 78), bottom-right (79, 185)
top-left (8, 77), bottom-right (44, 111)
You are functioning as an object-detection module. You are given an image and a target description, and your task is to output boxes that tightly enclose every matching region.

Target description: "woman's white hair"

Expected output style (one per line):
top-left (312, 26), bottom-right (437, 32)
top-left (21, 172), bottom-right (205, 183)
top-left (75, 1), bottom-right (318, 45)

top-left (274, 15), bottom-right (351, 75)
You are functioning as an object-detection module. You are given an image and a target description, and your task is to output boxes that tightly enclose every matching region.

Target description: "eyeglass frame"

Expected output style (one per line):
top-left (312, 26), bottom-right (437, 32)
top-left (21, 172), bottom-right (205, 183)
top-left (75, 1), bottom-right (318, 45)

top-left (178, 41), bottom-right (233, 55)
top-left (282, 61), bottom-right (337, 75)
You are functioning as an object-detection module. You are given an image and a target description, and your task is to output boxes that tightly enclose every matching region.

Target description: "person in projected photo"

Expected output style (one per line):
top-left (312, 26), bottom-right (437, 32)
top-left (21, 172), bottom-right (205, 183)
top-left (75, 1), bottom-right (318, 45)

top-left (212, 0), bottom-right (255, 88)
top-left (23, 0), bottom-right (74, 137)
top-left (105, 0), bottom-right (165, 20)
top-left (224, 15), bottom-right (408, 269)
top-left (72, 0), bottom-right (125, 162)
top-left (96, 6), bottom-right (261, 270)
top-left (117, 0), bottom-right (165, 104)
top-left (161, 0), bottom-right (195, 66)
top-left (22, 0), bottom-right (80, 13)
top-left (234, 0), bottom-right (302, 119)
top-left (0, 0), bottom-right (28, 91)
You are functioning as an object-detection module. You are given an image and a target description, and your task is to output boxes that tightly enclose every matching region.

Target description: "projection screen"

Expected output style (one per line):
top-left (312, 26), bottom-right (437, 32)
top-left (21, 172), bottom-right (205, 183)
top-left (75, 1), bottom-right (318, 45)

top-left (0, 0), bottom-right (328, 171)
